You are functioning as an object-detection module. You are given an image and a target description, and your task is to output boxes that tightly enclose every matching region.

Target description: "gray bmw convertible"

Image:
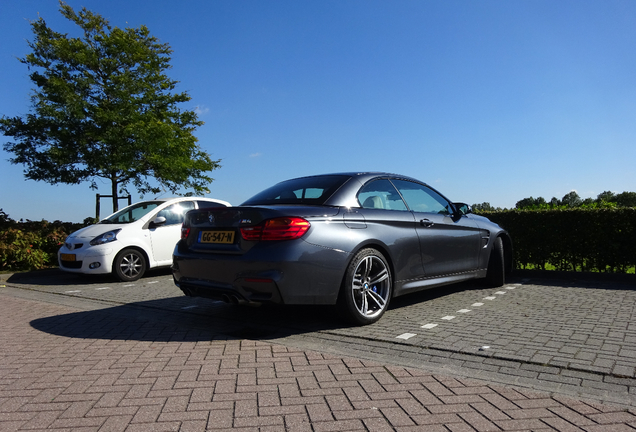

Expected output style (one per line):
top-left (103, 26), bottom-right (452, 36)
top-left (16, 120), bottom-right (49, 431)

top-left (172, 172), bottom-right (512, 325)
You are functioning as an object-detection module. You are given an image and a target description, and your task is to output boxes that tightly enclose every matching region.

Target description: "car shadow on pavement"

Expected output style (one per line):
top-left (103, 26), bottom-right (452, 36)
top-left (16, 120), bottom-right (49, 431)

top-left (28, 282), bottom-right (485, 343)
top-left (6, 267), bottom-right (173, 286)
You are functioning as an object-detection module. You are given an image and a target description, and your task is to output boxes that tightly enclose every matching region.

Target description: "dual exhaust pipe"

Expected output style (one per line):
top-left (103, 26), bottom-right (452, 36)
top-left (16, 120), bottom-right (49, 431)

top-left (221, 293), bottom-right (244, 305)
top-left (180, 286), bottom-right (256, 306)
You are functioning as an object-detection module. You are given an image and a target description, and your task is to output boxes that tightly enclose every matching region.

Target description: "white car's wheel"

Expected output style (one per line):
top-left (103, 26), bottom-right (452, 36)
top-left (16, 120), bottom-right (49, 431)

top-left (113, 248), bottom-right (146, 282)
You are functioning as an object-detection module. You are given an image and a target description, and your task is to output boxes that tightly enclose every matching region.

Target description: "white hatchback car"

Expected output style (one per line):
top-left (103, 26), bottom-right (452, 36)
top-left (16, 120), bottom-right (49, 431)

top-left (58, 197), bottom-right (230, 281)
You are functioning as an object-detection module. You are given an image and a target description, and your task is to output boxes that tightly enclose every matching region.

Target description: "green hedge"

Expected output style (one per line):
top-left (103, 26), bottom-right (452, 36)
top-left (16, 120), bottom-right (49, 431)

top-left (0, 211), bottom-right (91, 272)
top-left (482, 208), bottom-right (636, 273)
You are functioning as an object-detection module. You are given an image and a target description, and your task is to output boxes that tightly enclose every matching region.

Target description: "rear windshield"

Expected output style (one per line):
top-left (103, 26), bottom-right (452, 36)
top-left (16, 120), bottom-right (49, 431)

top-left (242, 175), bottom-right (351, 206)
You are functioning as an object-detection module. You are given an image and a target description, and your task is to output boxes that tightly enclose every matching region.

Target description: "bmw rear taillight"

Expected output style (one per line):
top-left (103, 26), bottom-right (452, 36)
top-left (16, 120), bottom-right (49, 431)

top-left (240, 217), bottom-right (310, 241)
top-left (181, 225), bottom-right (190, 240)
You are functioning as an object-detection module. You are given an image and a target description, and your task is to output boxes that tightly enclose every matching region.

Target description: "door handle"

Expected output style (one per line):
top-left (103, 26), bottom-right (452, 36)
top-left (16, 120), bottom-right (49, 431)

top-left (420, 219), bottom-right (434, 227)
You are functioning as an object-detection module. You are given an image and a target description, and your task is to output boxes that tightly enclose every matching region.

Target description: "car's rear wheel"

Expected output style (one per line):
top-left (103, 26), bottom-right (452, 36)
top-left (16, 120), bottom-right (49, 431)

top-left (339, 248), bottom-right (392, 325)
top-left (113, 248), bottom-right (146, 282)
top-left (485, 236), bottom-right (505, 287)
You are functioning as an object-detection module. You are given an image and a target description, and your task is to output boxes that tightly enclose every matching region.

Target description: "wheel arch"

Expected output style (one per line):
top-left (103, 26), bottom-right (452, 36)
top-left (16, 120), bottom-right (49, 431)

top-left (499, 233), bottom-right (514, 275)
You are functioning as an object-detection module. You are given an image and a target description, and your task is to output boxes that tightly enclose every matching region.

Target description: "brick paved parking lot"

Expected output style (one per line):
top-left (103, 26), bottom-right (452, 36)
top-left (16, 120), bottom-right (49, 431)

top-left (1, 270), bottom-right (636, 431)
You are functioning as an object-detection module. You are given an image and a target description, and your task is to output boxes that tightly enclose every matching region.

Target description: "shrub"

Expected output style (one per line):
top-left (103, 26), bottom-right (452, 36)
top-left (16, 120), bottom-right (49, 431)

top-left (0, 209), bottom-right (90, 272)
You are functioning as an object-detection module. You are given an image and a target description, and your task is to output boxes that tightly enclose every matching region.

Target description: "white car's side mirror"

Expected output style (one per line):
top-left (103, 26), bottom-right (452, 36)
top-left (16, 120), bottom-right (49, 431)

top-left (150, 216), bottom-right (167, 228)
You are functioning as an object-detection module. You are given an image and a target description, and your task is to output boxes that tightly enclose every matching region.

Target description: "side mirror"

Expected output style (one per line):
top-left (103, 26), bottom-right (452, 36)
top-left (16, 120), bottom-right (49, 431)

top-left (453, 203), bottom-right (472, 216)
top-left (149, 216), bottom-right (167, 228)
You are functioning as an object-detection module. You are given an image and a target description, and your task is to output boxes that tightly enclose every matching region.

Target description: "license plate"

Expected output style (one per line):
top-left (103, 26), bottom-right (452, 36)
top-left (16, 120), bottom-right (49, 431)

top-left (61, 253), bottom-right (76, 261)
top-left (198, 230), bottom-right (235, 244)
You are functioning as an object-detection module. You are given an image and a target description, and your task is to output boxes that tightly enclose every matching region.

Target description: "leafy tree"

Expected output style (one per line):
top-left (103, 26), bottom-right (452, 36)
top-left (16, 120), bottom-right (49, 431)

top-left (472, 202), bottom-right (495, 212)
top-left (597, 191), bottom-right (616, 203)
top-left (581, 198), bottom-right (595, 206)
top-left (0, 209), bottom-right (13, 226)
top-left (615, 191), bottom-right (636, 207)
top-left (0, 2), bottom-right (220, 212)
top-left (560, 191), bottom-right (582, 208)
top-left (515, 196), bottom-right (546, 209)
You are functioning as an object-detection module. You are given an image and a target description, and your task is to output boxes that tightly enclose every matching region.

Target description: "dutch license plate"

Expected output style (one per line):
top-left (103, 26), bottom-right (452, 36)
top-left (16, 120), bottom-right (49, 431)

top-left (61, 253), bottom-right (76, 261)
top-left (199, 230), bottom-right (235, 244)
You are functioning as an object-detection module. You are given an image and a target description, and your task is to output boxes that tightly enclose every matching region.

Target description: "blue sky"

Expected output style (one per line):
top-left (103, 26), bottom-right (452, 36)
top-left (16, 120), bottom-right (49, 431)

top-left (1, 0), bottom-right (635, 222)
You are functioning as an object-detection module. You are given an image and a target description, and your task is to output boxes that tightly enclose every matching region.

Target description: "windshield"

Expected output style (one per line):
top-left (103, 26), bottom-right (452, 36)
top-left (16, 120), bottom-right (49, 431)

top-left (242, 175), bottom-right (351, 206)
top-left (100, 201), bottom-right (162, 224)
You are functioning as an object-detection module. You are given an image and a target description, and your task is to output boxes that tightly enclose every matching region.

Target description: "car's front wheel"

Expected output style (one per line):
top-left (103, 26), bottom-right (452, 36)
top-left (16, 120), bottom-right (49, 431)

top-left (339, 248), bottom-right (392, 325)
top-left (113, 248), bottom-right (147, 282)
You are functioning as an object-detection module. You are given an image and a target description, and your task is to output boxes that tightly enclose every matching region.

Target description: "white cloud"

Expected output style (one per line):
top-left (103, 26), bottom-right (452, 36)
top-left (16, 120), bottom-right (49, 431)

top-left (249, 153), bottom-right (262, 158)
top-left (194, 105), bottom-right (210, 115)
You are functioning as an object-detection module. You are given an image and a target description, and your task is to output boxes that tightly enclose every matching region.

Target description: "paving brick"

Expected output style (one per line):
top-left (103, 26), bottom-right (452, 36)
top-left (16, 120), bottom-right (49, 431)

top-left (412, 412), bottom-right (463, 425)
top-left (361, 416), bottom-right (395, 432)
top-left (493, 417), bottom-right (549, 430)
top-left (312, 418), bottom-right (366, 431)
top-left (470, 401), bottom-right (511, 422)
top-left (587, 411), bottom-right (636, 424)
top-left (541, 416), bottom-right (586, 432)
top-left (427, 403), bottom-right (475, 415)
top-left (130, 405), bottom-right (162, 424)
top-left (97, 414), bottom-right (134, 432)
top-left (12, 410), bottom-right (57, 429)
top-left (458, 410), bottom-right (501, 432)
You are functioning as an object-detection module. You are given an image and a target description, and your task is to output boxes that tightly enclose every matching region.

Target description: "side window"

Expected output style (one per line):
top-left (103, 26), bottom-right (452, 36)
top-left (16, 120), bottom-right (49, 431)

top-left (357, 179), bottom-right (408, 211)
top-left (157, 201), bottom-right (195, 226)
top-left (390, 180), bottom-right (451, 215)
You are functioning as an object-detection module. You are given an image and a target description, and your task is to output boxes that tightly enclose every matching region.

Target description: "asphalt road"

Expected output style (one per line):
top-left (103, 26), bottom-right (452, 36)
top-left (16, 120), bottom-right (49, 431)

top-left (3, 268), bottom-right (636, 408)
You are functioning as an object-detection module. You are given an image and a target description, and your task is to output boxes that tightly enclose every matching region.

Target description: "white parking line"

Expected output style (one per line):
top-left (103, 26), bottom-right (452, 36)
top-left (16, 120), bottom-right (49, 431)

top-left (122, 284), bottom-right (135, 287)
top-left (148, 281), bottom-right (159, 284)
top-left (396, 333), bottom-right (417, 340)
top-left (399, 282), bottom-right (525, 339)
top-left (95, 287), bottom-right (111, 290)
top-left (65, 290), bottom-right (81, 293)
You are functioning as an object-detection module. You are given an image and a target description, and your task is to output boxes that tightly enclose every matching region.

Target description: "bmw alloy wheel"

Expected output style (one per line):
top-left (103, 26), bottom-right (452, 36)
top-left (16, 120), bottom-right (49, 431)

top-left (340, 248), bottom-right (392, 325)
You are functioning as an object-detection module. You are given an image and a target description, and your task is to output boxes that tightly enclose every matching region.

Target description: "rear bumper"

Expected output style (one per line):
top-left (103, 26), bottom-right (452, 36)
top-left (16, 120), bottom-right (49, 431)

top-left (172, 240), bottom-right (350, 305)
top-left (175, 274), bottom-right (283, 304)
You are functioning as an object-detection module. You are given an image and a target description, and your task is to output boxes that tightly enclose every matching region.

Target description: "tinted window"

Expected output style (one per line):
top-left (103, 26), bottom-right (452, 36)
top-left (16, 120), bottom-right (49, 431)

top-left (242, 175), bottom-right (350, 205)
top-left (390, 179), bottom-right (452, 214)
top-left (197, 200), bottom-right (227, 209)
top-left (156, 201), bottom-right (195, 225)
top-left (357, 179), bottom-right (408, 211)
